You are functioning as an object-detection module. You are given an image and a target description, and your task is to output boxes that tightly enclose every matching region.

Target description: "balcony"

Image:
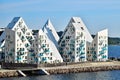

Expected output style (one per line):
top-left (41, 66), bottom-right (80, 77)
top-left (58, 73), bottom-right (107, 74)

top-left (25, 43), bottom-right (30, 47)
top-left (91, 48), bottom-right (95, 51)
top-left (68, 51), bottom-right (72, 55)
top-left (93, 55), bottom-right (97, 59)
top-left (29, 49), bottom-right (34, 52)
top-left (21, 36), bottom-right (25, 40)
top-left (59, 47), bottom-right (63, 51)
top-left (34, 58), bottom-right (38, 62)
top-left (8, 53), bottom-right (12, 56)
top-left (19, 52), bottom-right (24, 55)
top-left (80, 43), bottom-right (84, 47)
top-left (80, 56), bottom-right (85, 59)
top-left (19, 48), bottom-right (24, 52)
top-left (92, 51), bottom-right (96, 55)
top-left (42, 57), bottom-right (47, 61)
top-left (44, 49), bottom-right (50, 53)
top-left (17, 56), bottom-right (22, 61)
top-left (31, 53), bottom-right (35, 56)
top-left (61, 44), bottom-right (65, 47)
top-left (102, 55), bottom-right (107, 59)
top-left (80, 52), bottom-right (85, 55)
top-left (42, 44), bottom-right (46, 48)
top-left (99, 51), bottom-right (104, 56)
top-left (39, 53), bottom-right (43, 56)
top-left (102, 46), bottom-right (107, 51)
top-left (70, 44), bottom-right (74, 48)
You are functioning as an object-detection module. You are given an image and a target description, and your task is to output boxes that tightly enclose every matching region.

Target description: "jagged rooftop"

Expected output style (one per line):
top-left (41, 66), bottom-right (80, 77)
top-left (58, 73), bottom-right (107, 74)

top-left (70, 17), bottom-right (93, 42)
top-left (38, 29), bottom-right (63, 62)
top-left (7, 17), bottom-right (21, 29)
top-left (42, 19), bottom-right (59, 48)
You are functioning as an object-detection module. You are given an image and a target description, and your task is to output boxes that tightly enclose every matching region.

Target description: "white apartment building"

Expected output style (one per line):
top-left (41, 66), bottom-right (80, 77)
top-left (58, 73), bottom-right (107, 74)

top-left (58, 17), bottom-right (87, 62)
top-left (87, 29), bottom-right (108, 61)
top-left (0, 16), bottom-right (108, 63)
top-left (42, 19), bottom-right (59, 48)
top-left (5, 17), bottom-right (34, 63)
top-left (29, 29), bottom-right (63, 64)
top-left (59, 17), bottom-right (108, 62)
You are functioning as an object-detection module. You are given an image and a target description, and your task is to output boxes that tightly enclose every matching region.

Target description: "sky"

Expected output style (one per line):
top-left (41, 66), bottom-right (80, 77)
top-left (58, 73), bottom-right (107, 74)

top-left (0, 0), bottom-right (120, 37)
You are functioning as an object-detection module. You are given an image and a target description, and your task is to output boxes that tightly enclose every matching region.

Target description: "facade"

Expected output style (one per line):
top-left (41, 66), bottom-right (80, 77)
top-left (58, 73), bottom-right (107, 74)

top-left (58, 17), bottom-right (87, 62)
top-left (42, 19), bottom-right (59, 48)
top-left (0, 16), bottom-right (108, 63)
top-left (87, 29), bottom-right (108, 61)
top-left (0, 28), bottom-right (5, 61)
top-left (59, 17), bottom-right (108, 62)
top-left (29, 29), bottom-right (63, 64)
top-left (5, 17), bottom-right (34, 63)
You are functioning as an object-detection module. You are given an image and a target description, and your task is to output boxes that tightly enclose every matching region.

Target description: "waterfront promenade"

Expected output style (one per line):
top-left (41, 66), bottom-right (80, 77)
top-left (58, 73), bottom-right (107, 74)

top-left (43, 61), bottom-right (120, 70)
top-left (42, 61), bottom-right (120, 74)
top-left (0, 61), bottom-right (120, 78)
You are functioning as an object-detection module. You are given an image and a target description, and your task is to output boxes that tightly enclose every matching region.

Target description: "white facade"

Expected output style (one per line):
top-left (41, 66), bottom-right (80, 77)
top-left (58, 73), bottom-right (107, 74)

top-left (42, 19), bottom-right (59, 48)
top-left (59, 17), bottom-right (108, 62)
top-left (29, 29), bottom-right (63, 64)
top-left (87, 29), bottom-right (108, 61)
top-left (1, 16), bottom-right (108, 63)
top-left (5, 17), bottom-right (34, 63)
top-left (58, 17), bottom-right (87, 62)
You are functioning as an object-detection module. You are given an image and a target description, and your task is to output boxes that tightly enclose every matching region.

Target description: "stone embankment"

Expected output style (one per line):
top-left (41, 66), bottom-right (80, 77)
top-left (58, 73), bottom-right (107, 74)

top-left (0, 70), bottom-right (18, 78)
top-left (44, 61), bottom-right (120, 74)
top-left (46, 66), bottom-right (120, 74)
top-left (0, 61), bottom-right (120, 78)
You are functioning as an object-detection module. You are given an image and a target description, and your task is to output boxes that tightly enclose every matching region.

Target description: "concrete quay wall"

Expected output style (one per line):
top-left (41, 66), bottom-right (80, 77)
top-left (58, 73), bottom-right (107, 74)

top-left (46, 65), bottom-right (120, 74)
top-left (0, 70), bottom-right (18, 78)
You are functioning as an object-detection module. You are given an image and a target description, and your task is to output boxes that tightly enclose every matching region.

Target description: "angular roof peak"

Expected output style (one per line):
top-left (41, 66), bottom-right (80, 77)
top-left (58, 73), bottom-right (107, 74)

top-left (7, 17), bottom-right (22, 29)
top-left (42, 19), bottom-right (59, 48)
top-left (69, 17), bottom-right (93, 42)
top-left (47, 19), bottom-right (51, 25)
top-left (70, 17), bottom-right (81, 23)
top-left (43, 19), bottom-right (53, 29)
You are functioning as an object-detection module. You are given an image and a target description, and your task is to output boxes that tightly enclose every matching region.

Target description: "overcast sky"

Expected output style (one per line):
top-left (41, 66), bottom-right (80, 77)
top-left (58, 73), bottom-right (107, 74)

top-left (0, 0), bottom-right (120, 37)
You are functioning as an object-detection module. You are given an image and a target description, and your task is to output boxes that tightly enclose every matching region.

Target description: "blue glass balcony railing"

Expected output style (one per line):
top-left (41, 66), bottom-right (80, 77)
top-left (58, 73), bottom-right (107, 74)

top-left (80, 56), bottom-right (85, 59)
top-left (39, 53), bottom-right (43, 56)
top-left (102, 55), bottom-right (107, 59)
top-left (29, 49), bottom-right (34, 52)
top-left (19, 48), bottom-right (24, 52)
top-left (91, 48), bottom-right (95, 50)
top-left (34, 58), bottom-right (38, 62)
top-left (42, 57), bottom-right (47, 61)
top-left (8, 53), bottom-right (12, 56)
top-left (17, 57), bottom-right (22, 61)
top-left (80, 52), bottom-right (85, 55)
top-left (68, 51), bottom-right (72, 54)
top-left (99, 51), bottom-right (104, 56)
top-left (44, 49), bottom-right (50, 53)
top-left (102, 47), bottom-right (107, 51)
top-left (42, 44), bottom-right (46, 48)
top-left (93, 55), bottom-right (97, 59)
top-left (25, 43), bottom-right (30, 47)
top-left (31, 53), bottom-right (35, 56)
top-left (61, 44), bottom-right (65, 47)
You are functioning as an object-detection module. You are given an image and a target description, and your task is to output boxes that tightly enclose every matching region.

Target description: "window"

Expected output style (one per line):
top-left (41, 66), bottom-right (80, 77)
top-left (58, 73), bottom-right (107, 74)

top-left (81, 27), bottom-right (84, 30)
top-left (25, 56), bottom-right (27, 59)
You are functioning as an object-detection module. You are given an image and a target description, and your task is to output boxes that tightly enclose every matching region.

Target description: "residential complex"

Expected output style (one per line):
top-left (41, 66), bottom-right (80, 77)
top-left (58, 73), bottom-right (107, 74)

top-left (58, 17), bottom-right (87, 62)
top-left (87, 29), bottom-right (108, 61)
top-left (0, 16), bottom-right (108, 64)
top-left (42, 19), bottom-right (59, 48)
top-left (5, 17), bottom-right (34, 63)
top-left (58, 17), bottom-right (108, 62)
top-left (29, 29), bottom-right (63, 64)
